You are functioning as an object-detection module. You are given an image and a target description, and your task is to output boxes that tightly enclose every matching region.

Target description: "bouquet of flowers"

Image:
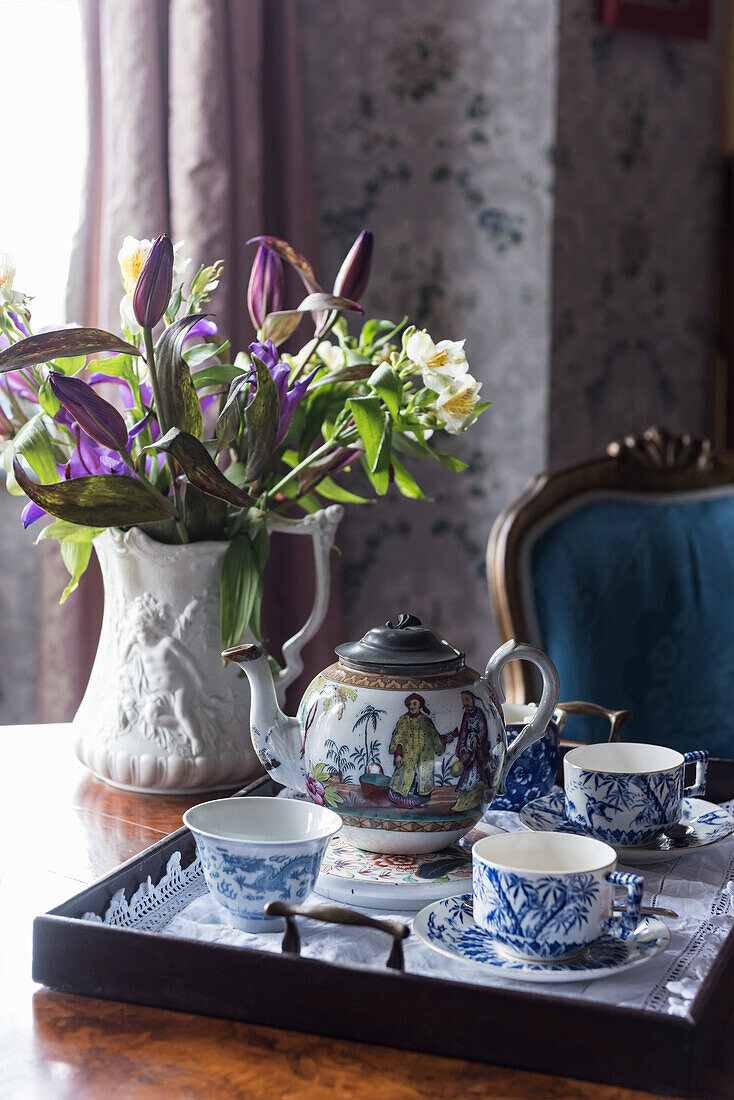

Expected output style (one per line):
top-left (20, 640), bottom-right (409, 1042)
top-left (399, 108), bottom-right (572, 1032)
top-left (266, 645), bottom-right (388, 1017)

top-left (0, 231), bottom-right (486, 649)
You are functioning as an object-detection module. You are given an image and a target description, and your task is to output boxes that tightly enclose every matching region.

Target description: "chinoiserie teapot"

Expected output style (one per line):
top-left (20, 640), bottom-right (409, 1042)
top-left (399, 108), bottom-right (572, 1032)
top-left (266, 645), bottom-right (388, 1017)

top-left (223, 614), bottom-right (559, 854)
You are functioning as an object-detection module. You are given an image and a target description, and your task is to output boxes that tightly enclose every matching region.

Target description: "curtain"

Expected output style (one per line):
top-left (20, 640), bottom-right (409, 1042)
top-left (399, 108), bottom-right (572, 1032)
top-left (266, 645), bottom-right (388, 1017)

top-left (41, 0), bottom-right (338, 719)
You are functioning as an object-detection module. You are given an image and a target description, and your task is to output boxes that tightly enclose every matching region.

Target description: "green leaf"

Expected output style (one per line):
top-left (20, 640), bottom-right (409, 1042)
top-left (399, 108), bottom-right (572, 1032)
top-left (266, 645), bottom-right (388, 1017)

top-left (50, 354), bottom-right (86, 376)
top-left (359, 318), bottom-right (397, 351)
top-left (371, 419), bottom-right (392, 478)
top-left (313, 475), bottom-right (371, 504)
top-left (154, 315), bottom-right (205, 439)
top-left (182, 483), bottom-right (229, 541)
top-left (368, 363), bottom-right (402, 419)
top-left (217, 375), bottom-right (249, 454)
top-left (296, 384), bottom-right (345, 461)
top-left (38, 377), bottom-right (61, 418)
top-left (59, 536), bottom-right (94, 601)
top-left (14, 414), bottom-right (60, 485)
top-left (165, 283), bottom-right (183, 325)
top-left (2, 414), bottom-right (59, 494)
top-left (183, 340), bottom-right (230, 369)
top-left (260, 310), bottom-right (304, 347)
top-left (392, 431), bottom-right (468, 472)
top-left (296, 292), bottom-right (364, 315)
top-left (36, 519), bottom-right (104, 545)
top-left (144, 428), bottom-right (253, 508)
top-left (12, 460), bottom-right (172, 526)
top-left (434, 450), bottom-right (469, 473)
top-left (347, 396), bottom-right (383, 470)
top-left (244, 353), bottom-right (280, 482)
top-left (220, 533), bottom-right (259, 651)
top-left (0, 328), bottom-right (140, 373)
top-left (390, 454), bottom-right (427, 499)
top-left (193, 363), bottom-right (244, 390)
top-left (359, 454), bottom-right (386, 496)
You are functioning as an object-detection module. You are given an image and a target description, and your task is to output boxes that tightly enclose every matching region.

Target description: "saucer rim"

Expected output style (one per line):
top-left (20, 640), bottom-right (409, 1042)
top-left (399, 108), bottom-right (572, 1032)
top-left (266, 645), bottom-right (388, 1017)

top-left (413, 892), bottom-right (671, 983)
top-left (518, 793), bottom-right (734, 854)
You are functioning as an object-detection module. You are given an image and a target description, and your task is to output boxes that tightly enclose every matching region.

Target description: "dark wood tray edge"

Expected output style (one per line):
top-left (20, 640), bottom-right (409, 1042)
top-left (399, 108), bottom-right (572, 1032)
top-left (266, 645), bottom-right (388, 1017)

top-left (33, 762), bottom-right (734, 1097)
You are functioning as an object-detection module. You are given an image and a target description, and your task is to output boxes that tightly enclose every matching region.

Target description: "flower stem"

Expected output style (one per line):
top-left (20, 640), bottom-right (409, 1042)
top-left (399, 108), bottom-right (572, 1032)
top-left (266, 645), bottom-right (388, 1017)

top-left (265, 428), bottom-right (358, 503)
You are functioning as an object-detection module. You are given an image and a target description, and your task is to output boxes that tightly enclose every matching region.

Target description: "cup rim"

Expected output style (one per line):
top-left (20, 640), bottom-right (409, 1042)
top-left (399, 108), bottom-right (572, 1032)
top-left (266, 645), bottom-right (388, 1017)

top-left (564, 741), bottom-right (685, 775)
top-left (472, 831), bottom-right (617, 875)
top-left (183, 796), bottom-right (342, 845)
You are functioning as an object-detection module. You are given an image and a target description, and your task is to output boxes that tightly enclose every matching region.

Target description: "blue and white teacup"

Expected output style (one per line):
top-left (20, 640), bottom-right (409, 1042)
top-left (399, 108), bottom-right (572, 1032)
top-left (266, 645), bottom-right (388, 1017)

top-left (564, 742), bottom-right (709, 847)
top-left (472, 832), bottom-right (643, 961)
top-left (183, 796), bottom-right (341, 932)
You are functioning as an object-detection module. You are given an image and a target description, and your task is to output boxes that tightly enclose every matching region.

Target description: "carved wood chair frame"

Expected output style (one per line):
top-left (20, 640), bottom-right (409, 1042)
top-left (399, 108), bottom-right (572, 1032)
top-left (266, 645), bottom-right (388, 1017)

top-left (487, 426), bottom-right (734, 704)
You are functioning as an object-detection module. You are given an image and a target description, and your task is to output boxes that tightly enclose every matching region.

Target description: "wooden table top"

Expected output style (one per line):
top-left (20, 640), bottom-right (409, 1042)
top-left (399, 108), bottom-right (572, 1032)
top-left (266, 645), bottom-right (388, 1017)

top-left (3, 723), bottom-right (733, 1100)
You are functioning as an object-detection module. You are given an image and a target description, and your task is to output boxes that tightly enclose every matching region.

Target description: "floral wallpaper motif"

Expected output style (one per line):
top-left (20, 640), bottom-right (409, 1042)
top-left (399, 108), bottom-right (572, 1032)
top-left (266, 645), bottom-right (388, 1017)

top-left (300, 1), bottom-right (559, 658)
top-left (550, 1), bottom-right (722, 464)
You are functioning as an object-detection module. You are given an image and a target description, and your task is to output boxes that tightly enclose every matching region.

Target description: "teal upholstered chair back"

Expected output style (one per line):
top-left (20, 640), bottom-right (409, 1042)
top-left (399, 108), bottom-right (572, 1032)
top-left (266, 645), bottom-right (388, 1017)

top-left (488, 429), bottom-right (734, 757)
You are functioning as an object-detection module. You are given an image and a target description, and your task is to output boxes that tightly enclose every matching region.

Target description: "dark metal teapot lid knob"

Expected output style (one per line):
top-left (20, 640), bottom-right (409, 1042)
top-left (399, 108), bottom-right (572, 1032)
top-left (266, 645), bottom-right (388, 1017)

top-left (335, 613), bottom-right (464, 675)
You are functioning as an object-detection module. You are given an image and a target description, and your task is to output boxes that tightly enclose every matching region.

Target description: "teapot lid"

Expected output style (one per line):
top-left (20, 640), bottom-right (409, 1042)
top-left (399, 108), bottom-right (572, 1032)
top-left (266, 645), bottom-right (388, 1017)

top-left (335, 613), bottom-right (464, 675)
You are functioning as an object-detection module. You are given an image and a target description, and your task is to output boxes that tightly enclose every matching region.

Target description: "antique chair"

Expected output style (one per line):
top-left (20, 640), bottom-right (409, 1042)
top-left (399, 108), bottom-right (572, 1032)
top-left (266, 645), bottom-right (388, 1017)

top-left (488, 427), bottom-right (734, 756)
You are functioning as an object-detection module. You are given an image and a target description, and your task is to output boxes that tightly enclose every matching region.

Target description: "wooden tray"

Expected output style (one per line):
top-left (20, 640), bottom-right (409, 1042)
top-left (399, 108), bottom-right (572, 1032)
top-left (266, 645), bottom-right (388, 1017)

top-left (32, 759), bottom-right (734, 1097)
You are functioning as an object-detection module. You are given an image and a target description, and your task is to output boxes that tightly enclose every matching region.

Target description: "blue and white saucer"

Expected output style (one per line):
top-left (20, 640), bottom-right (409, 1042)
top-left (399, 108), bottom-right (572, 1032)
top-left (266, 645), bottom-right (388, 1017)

top-left (413, 894), bottom-right (670, 983)
top-left (519, 792), bottom-right (734, 863)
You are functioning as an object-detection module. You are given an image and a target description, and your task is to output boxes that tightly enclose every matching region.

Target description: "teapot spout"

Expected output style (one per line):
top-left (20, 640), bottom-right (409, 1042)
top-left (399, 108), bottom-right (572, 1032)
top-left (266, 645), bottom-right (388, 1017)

top-left (222, 643), bottom-right (307, 793)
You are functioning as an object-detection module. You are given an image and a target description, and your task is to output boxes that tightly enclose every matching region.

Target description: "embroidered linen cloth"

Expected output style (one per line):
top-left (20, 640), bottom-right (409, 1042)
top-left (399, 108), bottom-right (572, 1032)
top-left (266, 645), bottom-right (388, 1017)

top-left (84, 798), bottom-right (734, 1017)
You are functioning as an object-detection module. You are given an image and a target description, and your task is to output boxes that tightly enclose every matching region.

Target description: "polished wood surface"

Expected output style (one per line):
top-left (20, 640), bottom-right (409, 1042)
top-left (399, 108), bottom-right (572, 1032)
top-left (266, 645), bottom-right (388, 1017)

top-left (3, 724), bottom-right (733, 1099)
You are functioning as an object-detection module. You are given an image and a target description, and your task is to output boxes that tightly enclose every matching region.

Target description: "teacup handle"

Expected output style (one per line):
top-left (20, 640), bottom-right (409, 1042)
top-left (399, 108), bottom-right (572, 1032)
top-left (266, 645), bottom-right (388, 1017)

top-left (485, 640), bottom-right (560, 782)
top-left (683, 750), bottom-right (709, 798)
top-left (607, 870), bottom-right (643, 933)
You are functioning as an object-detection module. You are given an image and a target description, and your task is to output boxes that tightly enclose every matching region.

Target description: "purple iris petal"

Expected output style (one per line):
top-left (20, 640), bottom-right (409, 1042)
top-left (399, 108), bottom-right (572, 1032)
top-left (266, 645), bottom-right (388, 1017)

top-left (184, 318), bottom-right (218, 343)
top-left (8, 312), bottom-right (31, 337)
top-left (21, 500), bottom-right (46, 528)
top-left (128, 412), bottom-right (152, 439)
top-left (248, 339), bottom-right (314, 446)
top-left (249, 339), bottom-right (280, 373)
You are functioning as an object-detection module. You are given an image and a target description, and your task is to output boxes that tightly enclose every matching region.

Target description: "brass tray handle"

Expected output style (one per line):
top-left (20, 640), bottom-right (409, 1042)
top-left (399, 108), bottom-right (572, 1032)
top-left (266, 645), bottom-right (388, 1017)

top-left (264, 901), bottom-right (410, 971)
top-left (556, 701), bottom-right (633, 743)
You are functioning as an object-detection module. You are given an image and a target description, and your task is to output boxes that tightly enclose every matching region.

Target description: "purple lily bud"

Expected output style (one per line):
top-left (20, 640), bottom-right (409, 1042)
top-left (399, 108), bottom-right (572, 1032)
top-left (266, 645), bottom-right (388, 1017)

top-left (48, 371), bottom-right (129, 452)
top-left (133, 234), bottom-right (174, 329)
top-left (333, 230), bottom-right (373, 302)
top-left (247, 245), bottom-right (285, 330)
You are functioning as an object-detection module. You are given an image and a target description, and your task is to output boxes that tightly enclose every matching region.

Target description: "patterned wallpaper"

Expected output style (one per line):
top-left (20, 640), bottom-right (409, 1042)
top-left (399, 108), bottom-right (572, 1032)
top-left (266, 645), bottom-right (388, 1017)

top-left (550, 0), bottom-right (722, 465)
top-left (300, 0), bottom-right (559, 660)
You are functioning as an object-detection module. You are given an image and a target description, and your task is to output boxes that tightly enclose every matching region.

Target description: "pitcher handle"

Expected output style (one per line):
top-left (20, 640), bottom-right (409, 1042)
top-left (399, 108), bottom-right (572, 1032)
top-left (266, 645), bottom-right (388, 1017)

top-left (485, 640), bottom-right (560, 781)
top-left (265, 505), bottom-right (343, 698)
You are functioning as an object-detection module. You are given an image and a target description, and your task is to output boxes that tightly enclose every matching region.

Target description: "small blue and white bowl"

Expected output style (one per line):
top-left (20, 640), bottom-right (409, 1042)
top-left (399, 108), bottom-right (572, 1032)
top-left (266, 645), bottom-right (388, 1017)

top-left (472, 831), bottom-right (643, 961)
top-left (492, 703), bottom-right (561, 811)
top-left (183, 796), bottom-right (341, 932)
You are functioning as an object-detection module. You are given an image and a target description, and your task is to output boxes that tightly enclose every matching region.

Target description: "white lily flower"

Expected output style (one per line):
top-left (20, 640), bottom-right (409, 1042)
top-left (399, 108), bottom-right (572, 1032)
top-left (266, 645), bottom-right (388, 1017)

top-left (0, 252), bottom-right (25, 308)
top-left (406, 330), bottom-right (468, 391)
top-left (434, 374), bottom-right (482, 433)
top-left (317, 340), bottom-right (345, 371)
top-left (118, 236), bottom-right (191, 335)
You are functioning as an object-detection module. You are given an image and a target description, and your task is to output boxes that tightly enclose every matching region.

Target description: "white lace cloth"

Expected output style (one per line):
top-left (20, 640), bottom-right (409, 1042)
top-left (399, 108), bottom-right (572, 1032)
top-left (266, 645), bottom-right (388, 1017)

top-left (83, 799), bottom-right (734, 1017)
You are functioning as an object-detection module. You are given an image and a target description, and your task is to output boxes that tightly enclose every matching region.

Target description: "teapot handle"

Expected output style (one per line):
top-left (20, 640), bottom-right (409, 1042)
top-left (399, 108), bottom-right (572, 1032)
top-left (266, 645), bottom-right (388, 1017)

top-left (265, 505), bottom-right (343, 700)
top-left (484, 640), bottom-right (560, 783)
